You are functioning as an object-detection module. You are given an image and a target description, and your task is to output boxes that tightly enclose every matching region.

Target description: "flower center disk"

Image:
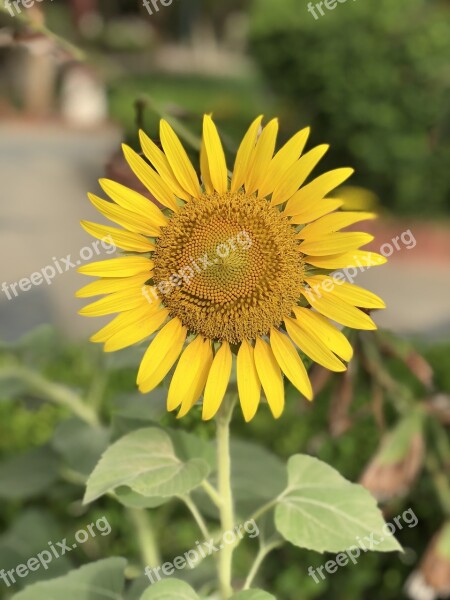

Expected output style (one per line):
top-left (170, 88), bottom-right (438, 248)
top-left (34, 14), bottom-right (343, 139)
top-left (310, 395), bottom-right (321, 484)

top-left (152, 192), bottom-right (304, 343)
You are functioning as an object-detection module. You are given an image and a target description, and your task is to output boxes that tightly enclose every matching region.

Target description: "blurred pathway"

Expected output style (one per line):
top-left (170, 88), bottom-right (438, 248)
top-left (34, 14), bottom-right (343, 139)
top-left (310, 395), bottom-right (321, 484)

top-left (0, 121), bottom-right (122, 341)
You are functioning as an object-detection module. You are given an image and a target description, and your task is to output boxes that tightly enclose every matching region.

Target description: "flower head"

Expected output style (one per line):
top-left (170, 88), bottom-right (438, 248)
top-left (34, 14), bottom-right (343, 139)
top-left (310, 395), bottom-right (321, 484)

top-left (78, 115), bottom-right (386, 421)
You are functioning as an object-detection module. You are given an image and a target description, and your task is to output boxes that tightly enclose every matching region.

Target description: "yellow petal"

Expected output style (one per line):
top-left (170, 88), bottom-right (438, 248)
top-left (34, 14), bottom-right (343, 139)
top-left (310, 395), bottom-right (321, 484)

top-left (203, 115), bottom-right (228, 194)
top-left (122, 145), bottom-right (179, 212)
top-left (78, 256), bottom-right (152, 278)
top-left (254, 337), bottom-right (284, 418)
top-left (289, 199), bottom-right (344, 225)
top-left (90, 301), bottom-right (160, 343)
top-left (78, 288), bottom-right (149, 317)
top-left (99, 178), bottom-right (169, 228)
top-left (137, 318), bottom-right (187, 393)
top-left (298, 212), bottom-right (377, 239)
top-left (305, 251), bottom-right (387, 269)
top-left (303, 289), bottom-right (377, 330)
top-left (139, 129), bottom-right (191, 201)
top-left (104, 307), bottom-right (169, 352)
top-left (76, 273), bottom-right (150, 298)
top-left (170, 337), bottom-right (213, 416)
top-left (305, 275), bottom-right (386, 309)
top-left (258, 127), bottom-right (310, 199)
top-left (270, 328), bottom-right (313, 400)
top-left (200, 138), bottom-right (214, 194)
top-left (167, 336), bottom-right (210, 410)
top-left (284, 168), bottom-right (354, 217)
top-left (81, 221), bottom-right (155, 253)
top-left (88, 193), bottom-right (161, 237)
top-left (231, 116), bottom-right (263, 193)
top-left (271, 144), bottom-right (329, 206)
top-left (160, 120), bottom-right (200, 199)
top-left (245, 118), bottom-right (278, 195)
top-left (284, 316), bottom-right (346, 372)
top-left (298, 232), bottom-right (374, 256)
top-left (293, 307), bottom-right (353, 362)
top-left (237, 340), bottom-right (261, 422)
top-left (203, 341), bottom-right (232, 421)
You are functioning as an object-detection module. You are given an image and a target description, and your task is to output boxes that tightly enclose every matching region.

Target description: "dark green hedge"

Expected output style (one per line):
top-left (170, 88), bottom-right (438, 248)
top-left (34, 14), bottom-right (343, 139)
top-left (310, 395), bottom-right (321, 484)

top-left (249, 0), bottom-right (450, 216)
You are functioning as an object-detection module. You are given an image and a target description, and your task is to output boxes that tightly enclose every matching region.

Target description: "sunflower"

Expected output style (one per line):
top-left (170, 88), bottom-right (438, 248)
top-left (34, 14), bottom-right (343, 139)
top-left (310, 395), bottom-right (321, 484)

top-left (77, 115), bottom-right (386, 421)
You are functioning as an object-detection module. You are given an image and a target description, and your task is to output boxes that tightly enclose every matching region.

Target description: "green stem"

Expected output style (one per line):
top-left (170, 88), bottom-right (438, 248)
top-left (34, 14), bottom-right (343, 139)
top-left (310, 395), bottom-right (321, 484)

top-left (138, 95), bottom-right (201, 151)
top-left (0, 2), bottom-right (84, 60)
top-left (201, 480), bottom-right (223, 508)
top-left (182, 495), bottom-right (211, 540)
top-left (0, 366), bottom-right (100, 427)
top-left (250, 498), bottom-right (279, 523)
top-left (426, 453), bottom-right (450, 517)
top-left (216, 396), bottom-right (236, 599)
top-left (243, 541), bottom-right (283, 591)
top-left (127, 508), bottom-right (161, 568)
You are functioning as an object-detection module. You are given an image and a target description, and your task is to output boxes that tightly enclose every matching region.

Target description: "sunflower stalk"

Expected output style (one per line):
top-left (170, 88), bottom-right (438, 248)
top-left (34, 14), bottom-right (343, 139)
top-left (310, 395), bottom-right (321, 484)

top-left (216, 394), bottom-right (237, 599)
top-left (127, 508), bottom-right (161, 568)
top-left (0, 365), bottom-right (100, 427)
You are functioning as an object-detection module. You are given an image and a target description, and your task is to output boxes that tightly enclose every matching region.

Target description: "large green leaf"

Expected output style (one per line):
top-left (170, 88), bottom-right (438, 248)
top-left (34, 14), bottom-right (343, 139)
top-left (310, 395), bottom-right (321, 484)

top-left (111, 392), bottom-right (167, 439)
top-left (168, 429), bottom-right (215, 471)
top-left (194, 439), bottom-right (286, 519)
top-left (84, 428), bottom-right (210, 504)
top-left (232, 591), bottom-right (276, 599)
top-left (11, 558), bottom-right (127, 600)
top-left (230, 440), bottom-right (286, 512)
top-left (113, 487), bottom-right (169, 509)
top-left (0, 510), bottom-right (73, 587)
top-left (125, 577), bottom-right (150, 600)
top-left (139, 579), bottom-right (199, 599)
top-left (0, 447), bottom-right (59, 500)
top-left (275, 455), bottom-right (402, 553)
top-left (52, 418), bottom-right (110, 476)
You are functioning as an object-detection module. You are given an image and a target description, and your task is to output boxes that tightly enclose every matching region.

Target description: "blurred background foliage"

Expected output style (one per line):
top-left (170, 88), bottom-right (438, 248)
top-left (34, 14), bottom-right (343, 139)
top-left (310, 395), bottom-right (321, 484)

top-left (249, 0), bottom-right (450, 216)
top-left (1, 327), bottom-right (450, 599)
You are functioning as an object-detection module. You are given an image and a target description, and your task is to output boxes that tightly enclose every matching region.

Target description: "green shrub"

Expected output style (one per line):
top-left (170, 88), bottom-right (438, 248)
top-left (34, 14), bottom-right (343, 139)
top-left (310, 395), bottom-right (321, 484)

top-left (249, 0), bottom-right (450, 216)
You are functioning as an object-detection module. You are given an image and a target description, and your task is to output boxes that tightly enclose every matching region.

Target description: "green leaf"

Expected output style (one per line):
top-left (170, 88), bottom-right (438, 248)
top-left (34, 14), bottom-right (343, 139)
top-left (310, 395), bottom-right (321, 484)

top-left (139, 578), bottom-right (199, 599)
top-left (194, 439), bottom-right (286, 520)
top-left (113, 487), bottom-right (169, 509)
top-left (230, 440), bottom-right (286, 515)
top-left (0, 447), bottom-right (59, 500)
top-left (0, 510), bottom-right (73, 586)
top-left (111, 392), bottom-right (167, 440)
top-left (168, 429), bottom-right (216, 471)
top-left (52, 418), bottom-right (110, 476)
top-left (11, 557), bottom-right (127, 600)
top-left (125, 577), bottom-right (150, 600)
top-left (231, 591), bottom-right (276, 599)
top-left (275, 455), bottom-right (402, 553)
top-left (0, 376), bottom-right (27, 400)
top-left (84, 428), bottom-right (211, 504)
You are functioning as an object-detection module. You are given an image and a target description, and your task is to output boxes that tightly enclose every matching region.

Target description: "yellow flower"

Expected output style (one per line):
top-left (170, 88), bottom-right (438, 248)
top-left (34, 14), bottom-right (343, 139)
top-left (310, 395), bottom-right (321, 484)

top-left (77, 115), bottom-right (386, 422)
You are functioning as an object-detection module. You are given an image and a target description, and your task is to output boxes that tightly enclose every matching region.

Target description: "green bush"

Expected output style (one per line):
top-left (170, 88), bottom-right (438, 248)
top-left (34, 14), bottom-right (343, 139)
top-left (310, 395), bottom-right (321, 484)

top-left (249, 0), bottom-right (450, 216)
